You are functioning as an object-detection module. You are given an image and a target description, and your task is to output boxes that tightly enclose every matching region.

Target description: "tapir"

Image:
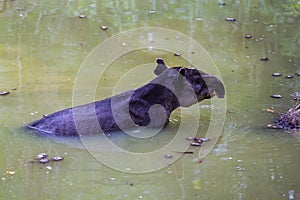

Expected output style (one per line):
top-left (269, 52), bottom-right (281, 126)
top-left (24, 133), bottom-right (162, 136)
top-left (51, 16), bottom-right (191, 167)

top-left (27, 59), bottom-right (225, 136)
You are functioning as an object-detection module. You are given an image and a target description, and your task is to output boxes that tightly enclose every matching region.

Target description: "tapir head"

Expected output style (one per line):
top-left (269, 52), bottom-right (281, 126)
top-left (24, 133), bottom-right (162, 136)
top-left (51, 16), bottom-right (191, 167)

top-left (153, 58), bottom-right (225, 107)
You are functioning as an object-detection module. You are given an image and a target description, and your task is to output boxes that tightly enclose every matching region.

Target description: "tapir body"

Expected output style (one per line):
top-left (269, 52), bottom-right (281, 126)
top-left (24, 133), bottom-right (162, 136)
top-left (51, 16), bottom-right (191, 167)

top-left (28, 59), bottom-right (225, 136)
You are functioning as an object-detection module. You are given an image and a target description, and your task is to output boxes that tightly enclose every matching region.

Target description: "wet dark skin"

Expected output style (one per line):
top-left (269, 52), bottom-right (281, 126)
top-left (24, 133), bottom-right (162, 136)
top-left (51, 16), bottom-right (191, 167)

top-left (27, 59), bottom-right (225, 136)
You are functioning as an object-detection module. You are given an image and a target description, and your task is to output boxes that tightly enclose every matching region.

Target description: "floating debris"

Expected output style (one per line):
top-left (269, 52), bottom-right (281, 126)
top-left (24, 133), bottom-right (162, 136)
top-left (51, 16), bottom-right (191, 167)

top-left (186, 136), bottom-right (194, 140)
top-left (0, 91), bottom-right (9, 96)
top-left (272, 73), bottom-right (281, 77)
top-left (191, 142), bottom-right (202, 147)
top-left (173, 53), bottom-right (181, 56)
top-left (192, 179), bottom-right (201, 190)
top-left (186, 136), bottom-right (209, 142)
top-left (149, 10), bottom-right (156, 14)
top-left (288, 190), bottom-right (295, 200)
top-left (31, 153), bottom-right (64, 164)
top-left (218, 2), bottom-right (226, 5)
top-left (174, 151), bottom-right (194, 154)
top-left (225, 18), bottom-right (236, 21)
top-left (285, 75), bottom-right (294, 79)
top-left (79, 14), bottom-right (86, 18)
top-left (51, 156), bottom-right (64, 161)
top-left (193, 138), bottom-right (203, 143)
top-left (35, 153), bottom-right (48, 160)
top-left (6, 170), bottom-right (16, 175)
top-left (245, 35), bottom-right (252, 39)
top-left (260, 57), bottom-right (269, 61)
top-left (100, 25), bottom-right (108, 30)
top-left (39, 158), bottom-right (50, 164)
top-left (128, 180), bottom-right (134, 186)
top-left (164, 154), bottom-right (173, 159)
top-left (198, 159), bottom-right (204, 163)
top-left (186, 137), bottom-right (209, 146)
top-left (198, 137), bottom-right (209, 142)
top-left (264, 108), bottom-right (276, 113)
top-left (267, 124), bottom-right (279, 129)
top-left (290, 92), bottom-right (300, 101)
top-left (295, 72), bottom-right (300, 76)
top-left (194, 137), bottom-right (209, 143)
top-left (271, 94), bottom-right (282, 99)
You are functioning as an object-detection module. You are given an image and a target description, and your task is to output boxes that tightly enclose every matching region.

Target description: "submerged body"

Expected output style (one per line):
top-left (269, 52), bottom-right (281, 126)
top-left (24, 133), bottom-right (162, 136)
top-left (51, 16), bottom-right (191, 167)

top-left (28, 59), bottom-right (225, 136)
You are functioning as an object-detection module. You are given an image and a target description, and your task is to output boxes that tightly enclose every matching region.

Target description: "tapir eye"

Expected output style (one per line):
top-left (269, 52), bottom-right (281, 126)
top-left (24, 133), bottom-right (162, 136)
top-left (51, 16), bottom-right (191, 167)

top-left (194, 84), bottom-right (202, 93)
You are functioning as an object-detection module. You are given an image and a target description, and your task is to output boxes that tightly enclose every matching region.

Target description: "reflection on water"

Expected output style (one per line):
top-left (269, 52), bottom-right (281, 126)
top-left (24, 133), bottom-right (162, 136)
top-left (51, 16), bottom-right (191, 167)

top-left (0, 0), bottom-right (300, 199)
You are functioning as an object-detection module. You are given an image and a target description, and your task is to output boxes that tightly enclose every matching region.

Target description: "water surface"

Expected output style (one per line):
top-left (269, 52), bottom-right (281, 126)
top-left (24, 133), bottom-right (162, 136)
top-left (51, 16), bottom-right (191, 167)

top-left (1, 0), bottom-right (300, 199)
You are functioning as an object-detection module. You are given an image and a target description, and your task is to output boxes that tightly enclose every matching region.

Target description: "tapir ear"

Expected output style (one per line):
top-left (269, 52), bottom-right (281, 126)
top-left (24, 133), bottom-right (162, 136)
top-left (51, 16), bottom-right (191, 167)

top-left (179, 67), bottom-right (186, 76)
top-left (154, 58), bottom-right (168, 75)
top-left (177, 67), bottom-right (186, 84)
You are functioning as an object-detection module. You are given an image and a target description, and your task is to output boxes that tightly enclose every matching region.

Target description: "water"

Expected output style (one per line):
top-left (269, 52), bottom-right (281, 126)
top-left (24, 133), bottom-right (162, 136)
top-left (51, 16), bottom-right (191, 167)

top-left (1, 0), bottom-right (300, 199)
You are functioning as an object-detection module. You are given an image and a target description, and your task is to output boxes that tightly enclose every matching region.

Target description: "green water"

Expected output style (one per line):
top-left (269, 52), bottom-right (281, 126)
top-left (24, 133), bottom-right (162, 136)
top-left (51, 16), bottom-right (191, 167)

top-left (1, 0), bottom-right (300, 199)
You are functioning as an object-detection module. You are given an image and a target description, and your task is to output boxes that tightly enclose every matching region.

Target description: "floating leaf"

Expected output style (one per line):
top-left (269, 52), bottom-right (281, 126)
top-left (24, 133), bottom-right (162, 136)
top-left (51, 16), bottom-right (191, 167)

top-left (6, 170), bottom-right (16, 175)
top-left (193, 179), bottom-right (201, 190)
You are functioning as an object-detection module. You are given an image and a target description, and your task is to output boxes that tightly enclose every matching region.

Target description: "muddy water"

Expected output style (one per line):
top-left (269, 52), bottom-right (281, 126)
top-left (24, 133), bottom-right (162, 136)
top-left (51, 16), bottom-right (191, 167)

top-left (1, 0), bottom-right (300, 199)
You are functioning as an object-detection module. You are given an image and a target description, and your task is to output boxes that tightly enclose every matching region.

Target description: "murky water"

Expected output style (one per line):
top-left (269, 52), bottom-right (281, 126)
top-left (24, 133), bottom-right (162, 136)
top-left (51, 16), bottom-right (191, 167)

top-left (1, 0), bottom-right (300, 199)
